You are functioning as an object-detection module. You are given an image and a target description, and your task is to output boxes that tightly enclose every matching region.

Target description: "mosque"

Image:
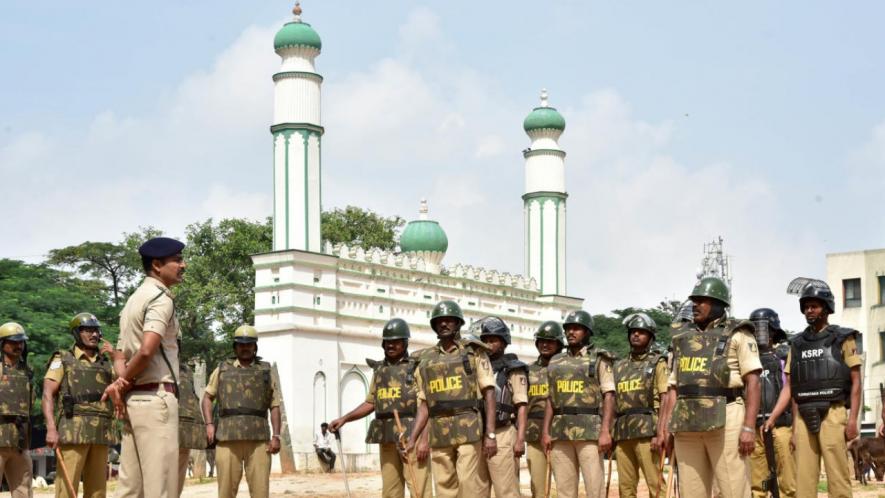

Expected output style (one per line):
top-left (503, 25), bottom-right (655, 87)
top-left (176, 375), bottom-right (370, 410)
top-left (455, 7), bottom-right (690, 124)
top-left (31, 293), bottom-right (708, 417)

top-left (252, 4), bottom-right (585, 470)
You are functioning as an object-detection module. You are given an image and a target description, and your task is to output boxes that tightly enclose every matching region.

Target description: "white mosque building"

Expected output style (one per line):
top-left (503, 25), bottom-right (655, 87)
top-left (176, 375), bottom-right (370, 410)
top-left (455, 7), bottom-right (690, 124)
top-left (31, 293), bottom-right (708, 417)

top-left (252, 4), bottom-right (584, 470)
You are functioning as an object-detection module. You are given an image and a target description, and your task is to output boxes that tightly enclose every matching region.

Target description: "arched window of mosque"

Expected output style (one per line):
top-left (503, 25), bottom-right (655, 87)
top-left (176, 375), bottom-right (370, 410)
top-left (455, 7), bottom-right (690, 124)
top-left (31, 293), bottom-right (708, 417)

top-left (340, 369), bottom-right (368, 454)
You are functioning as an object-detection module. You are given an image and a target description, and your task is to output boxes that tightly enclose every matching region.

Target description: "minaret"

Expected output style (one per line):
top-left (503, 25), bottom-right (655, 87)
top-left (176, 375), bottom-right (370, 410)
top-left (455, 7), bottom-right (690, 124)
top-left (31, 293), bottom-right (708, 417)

top-left (522, 89), bottom-right (567, 295)
top-left (271, 2), bottom-right (323, 252)
top-left (399, 199), bottom-right (448, 274)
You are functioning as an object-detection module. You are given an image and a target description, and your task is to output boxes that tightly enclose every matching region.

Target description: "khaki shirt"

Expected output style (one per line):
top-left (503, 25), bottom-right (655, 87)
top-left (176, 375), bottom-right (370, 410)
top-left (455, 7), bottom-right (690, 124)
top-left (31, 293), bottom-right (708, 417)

top-left (543, 345), bottom-right (616, 396)
top-left (117, 276), bottom-right (180, 384)
top-left (204, 359), bottom-right (282, 408)
top-left (783, 333), bottom-right (862, 373)
top-left (507, 368), bottom-right (529, 405)
top-left (668, 320), bottom-right (762, 389)
top-left (415, 341), bottom-right (496, 402)
top-left (44, 346), bottom-right (104, 384)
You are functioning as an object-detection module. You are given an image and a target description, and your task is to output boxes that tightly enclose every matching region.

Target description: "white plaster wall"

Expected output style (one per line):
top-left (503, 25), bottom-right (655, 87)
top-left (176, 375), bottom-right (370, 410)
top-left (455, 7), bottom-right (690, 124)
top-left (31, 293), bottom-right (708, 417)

top-left (272, 134), bottom-right (287, 251)
top-left (274, 78), bottom-right (321, 125)
top-left (541, 199), bottom-right (558, 294)
top-left (558, 201), bottom-right (567, 295)
top-left (528, 201), bottom-right (542, 288)
top-left (528, 131), bottom-right (562, 150)
top-left (307, 134), bottom-right (321, 252)
top-left (279, 49), bottom-right (317, 72)
top-left (287, 134), bottom-right (307, 251)
top-left (525, 153), bottom-right (565, 193)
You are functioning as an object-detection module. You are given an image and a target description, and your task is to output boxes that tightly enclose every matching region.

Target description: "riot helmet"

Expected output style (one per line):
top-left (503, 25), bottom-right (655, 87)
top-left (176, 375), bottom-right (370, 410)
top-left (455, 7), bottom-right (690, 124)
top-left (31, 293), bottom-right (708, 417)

top-left (799, 282), bottom-right (835, 314)
top-left (689, 277), bottom-right (731, 307)
top-left (563, 310), bottom-right (594, 345)
top-left (478, 316), bottom-right (511, 345)
top-left (749, 308), bottom-right (785, 347)
top-left (233, 325), bottom-right (259, 344)
top-left (69, 312), bottom-right (102, 345)
top-left (622, 312), bottom-right (658, 337)
top-left (382, 318), bottom-right (411, 341)
top-left (0, 322), bottom-right (27, 342)
top-left (430, 300), bottom-right (464, 333)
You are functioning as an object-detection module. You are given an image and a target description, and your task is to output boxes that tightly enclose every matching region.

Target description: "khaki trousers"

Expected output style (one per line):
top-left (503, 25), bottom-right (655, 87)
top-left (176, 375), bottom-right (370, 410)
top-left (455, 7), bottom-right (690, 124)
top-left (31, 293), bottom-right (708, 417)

top-left (430, 441), bottom-right (488, 498)
top-left (0, 447), bottom-right (31, 498)
top-left (674, 402), bottom-right (750, 498)
top-left (615, 438), bottom-right (660, 498)
top-left (477, 425), bottom-right (520, 498)
top-left (526, 441), bottom-right (548, 498)
top-left (216, 440), bottom-right (270, 498)
top-left (117, 389), bottom-right (179, 498)
top-left (177, 448), bottom-right (190, 497)
top-left (749, 426), bottom-right (796, 498)
top-left (379, 443), bottom-right (432, 498)
top-left (794, 404), bottom-right (852, 498)
top-left (55, 444), bottom-right (108, 498)
top-left (550, 440), bottom-right (604, 498)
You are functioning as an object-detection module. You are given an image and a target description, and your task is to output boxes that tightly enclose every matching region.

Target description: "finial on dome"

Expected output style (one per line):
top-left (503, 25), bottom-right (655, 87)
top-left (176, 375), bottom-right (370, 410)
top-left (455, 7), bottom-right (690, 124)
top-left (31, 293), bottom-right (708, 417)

top-left (419, 198), bottom-right (429, 220)
top-left (540, 88), bottom-right (549, 108)
top-left (292, 1), bottom-right (303, 22)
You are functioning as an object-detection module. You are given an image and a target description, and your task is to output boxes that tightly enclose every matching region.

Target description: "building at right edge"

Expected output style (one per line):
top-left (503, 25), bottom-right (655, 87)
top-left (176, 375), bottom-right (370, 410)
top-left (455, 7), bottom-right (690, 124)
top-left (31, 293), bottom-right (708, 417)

top-left (826, 248), bottom-right (885, 427)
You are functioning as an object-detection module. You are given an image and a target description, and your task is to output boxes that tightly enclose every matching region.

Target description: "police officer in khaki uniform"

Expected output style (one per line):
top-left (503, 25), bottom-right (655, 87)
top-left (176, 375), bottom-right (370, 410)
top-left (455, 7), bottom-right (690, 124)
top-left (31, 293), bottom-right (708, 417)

top-left (103, 236), bottom-right (186, 498)
top-left (541, 309), bottom-right (616, 498)
top-left (525, 321), bottom-right (564, 498)
top-left (329, 318), bottom-right (432, 498)
top-left (177, 357), bottom-right (208, 496)
top-left (405, 300), bottom-right (497, 498)
top-left (477, 317), bottom-right (528, 498)
top-left (657, 277), bottom-right (762, 498)
top-left (42, 313), bottom-right (117, 498)
top-left (766, 281), bottom-right (861, 498)
top-left (612, 313), bottom-right (668, 498)
top-left (0, 322), bottom-right (32, 498)
top-left (202, 325), bottom-right (282, 498)
top-left (748, 308), bottom-right (796, 498)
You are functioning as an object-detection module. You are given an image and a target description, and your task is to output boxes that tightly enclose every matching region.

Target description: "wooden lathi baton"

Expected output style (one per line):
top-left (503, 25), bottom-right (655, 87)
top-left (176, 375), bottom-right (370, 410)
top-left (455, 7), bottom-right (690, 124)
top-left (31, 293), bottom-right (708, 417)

top-left (665, 455), bottom-right (678, 498)
top-left (55, 447), bottom-right (77, 497)
top-left (393, 409), bottom-right (421, 498)
top-left (605, 450), bottom-right (614, 498)
top-left (655, 452), bottom-right (667, 498)
top-left (544, 451), bottom-right (553, 498)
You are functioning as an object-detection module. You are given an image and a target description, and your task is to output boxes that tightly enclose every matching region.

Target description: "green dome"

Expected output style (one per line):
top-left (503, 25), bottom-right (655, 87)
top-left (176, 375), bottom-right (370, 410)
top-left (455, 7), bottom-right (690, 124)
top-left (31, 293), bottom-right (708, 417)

top-left (274, 22), bottom-right (322, 51)
top-left (523, 106), bottom-right (566, 132)
top-left (400, 220), bottom-right (448, 254)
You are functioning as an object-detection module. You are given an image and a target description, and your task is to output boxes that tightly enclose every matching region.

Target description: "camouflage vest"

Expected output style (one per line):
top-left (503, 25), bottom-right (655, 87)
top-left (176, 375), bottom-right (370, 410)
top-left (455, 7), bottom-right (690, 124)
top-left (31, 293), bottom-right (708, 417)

top-left (670, 320), bottom-right (744, 433)
top-left (525, 360), bottom-right (550, 443)
top-left (419, 343), bottom-right (483, 448)
top-left (0, 362), bottom-right (30, 450)
top-left (613, 352), bottom-right (663, 441)
top-left (365, 355), bottom-right (420, 445)
top-left (178, 363), bottom-right (207, 450)
top-left (547, 346), bottom-right (611, 441)
top-left (56, 350), bottom-right (116, 445)
top-left (216, 359), bottom-right (272, 442)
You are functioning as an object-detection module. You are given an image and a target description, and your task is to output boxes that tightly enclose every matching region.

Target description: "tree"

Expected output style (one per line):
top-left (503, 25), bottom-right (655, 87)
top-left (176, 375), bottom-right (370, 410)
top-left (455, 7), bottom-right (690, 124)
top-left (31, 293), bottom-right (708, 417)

top-left (46, 242), bottom-right (138, 308)
top-left (321, 206), bottom-right (404, 251)
top-left (0, 259), bottom-right (118, 416)
top-left (591, 307), bottom-right (674, 357)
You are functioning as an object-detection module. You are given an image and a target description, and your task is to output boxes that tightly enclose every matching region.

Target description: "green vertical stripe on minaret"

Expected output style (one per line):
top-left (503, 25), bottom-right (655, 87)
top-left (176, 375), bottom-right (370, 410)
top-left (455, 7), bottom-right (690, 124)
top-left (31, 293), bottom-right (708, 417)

top-left (302, 131), bottom-right (310, 248)
top-left (318, 135), bottom-right (323, 245)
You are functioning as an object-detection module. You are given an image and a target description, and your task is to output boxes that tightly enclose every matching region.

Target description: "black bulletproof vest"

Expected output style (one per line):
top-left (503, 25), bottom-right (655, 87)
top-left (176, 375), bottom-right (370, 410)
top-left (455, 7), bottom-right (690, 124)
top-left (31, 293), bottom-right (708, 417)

top-left (789, 327), bottom-right (851, 405)
top-left (758, 350), bottom-right (791, 427)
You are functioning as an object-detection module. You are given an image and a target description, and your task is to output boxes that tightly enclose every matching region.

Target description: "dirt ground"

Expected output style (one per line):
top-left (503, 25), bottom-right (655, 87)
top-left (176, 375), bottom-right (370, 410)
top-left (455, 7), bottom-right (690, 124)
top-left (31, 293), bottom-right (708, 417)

top-left (32, 470), bottom-right (885, 497)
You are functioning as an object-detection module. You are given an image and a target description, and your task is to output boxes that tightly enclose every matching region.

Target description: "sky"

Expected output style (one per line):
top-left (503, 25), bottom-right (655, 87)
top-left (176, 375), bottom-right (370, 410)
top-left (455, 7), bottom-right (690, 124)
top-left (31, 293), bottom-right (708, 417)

top-left (1, 2), bottom-right (883, 330)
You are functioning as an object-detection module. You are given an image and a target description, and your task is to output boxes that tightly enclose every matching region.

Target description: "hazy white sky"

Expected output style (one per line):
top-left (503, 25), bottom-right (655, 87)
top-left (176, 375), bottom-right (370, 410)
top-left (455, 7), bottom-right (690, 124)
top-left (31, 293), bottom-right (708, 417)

top-left (2, 2), bottom-right (883, 330)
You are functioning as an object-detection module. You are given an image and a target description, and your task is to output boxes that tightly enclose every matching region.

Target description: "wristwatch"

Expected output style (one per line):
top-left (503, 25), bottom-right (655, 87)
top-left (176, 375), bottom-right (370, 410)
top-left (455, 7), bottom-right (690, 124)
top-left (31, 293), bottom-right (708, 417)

top-left (486, 432), bottom-right (496, 440)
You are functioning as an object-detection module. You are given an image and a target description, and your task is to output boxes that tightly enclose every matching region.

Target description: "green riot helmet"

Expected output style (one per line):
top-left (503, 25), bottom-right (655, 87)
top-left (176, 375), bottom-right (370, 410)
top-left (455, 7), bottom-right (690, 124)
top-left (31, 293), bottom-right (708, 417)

top-left (382, 318), bottom-right (411, 341)
top-left (69, 312), bottom-right (102, 342)
top-left (534, 320), bottom-right (565, 350)
top-left (689, 277), bottom-right (731, 307)
top-left (430, 300), bottom-right (464, 331)
top-left (233, 324), bottom-right (259, 344)
top-left (478, 316), bottom-right (511, 345)
top-left (563, 310), bottom-right (593, 333)
top-left (622, 312), bottom-right (657, 337)
top-left (0, 322), bottom-right (27, 342)
top-left (799, 282), bottom-right (836, 314)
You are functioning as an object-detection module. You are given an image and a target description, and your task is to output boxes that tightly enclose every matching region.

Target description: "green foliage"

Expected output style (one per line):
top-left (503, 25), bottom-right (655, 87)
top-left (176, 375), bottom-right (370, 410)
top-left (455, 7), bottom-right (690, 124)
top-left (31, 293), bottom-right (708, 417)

top-left (0, 259), bottom-right (117, 416)
top-left (591, 308), bottom-right (673, 357)
top-left (321, 206), bottom-right (404, 250)
top-left (46, 241), bottom-right (139, 308)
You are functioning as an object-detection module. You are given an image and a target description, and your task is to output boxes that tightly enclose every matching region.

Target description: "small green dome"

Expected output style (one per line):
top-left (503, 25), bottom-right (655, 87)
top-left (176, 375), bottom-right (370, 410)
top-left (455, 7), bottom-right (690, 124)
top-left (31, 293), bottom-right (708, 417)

top-left (401, 220), bottom-right (448, 253)
top-left (274, 22), bottom-right (322, 51)
top-left (523, 106), bottom-right (566, 132)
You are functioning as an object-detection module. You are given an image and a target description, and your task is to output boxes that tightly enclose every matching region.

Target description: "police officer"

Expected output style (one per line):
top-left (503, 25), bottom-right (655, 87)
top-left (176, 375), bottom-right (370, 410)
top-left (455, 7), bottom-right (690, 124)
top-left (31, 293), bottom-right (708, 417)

top-left (525, 321), bottom-right (564, 498)
top-left (405, 300), bottom-right (497, 498)
top-left (104, 236), bottom-right (186, 498)
top-left (747, 308), bottom-right (796, 498)
top-left (177, 356), bottom-right (207, 497)
top-left (657, 277), bottom-right (762, 498)
top-left (42, 313), bottom-right (117, 498)
top-left (478, 317), bottom-right (528, 498)
top-left (541, 309), bottom-right (616, 498)
top-left (612, 313), bottom-right (668, 498)
top-left (775, 282), bottom-right (861, 498)
top-left (0, 322), bottom-right (32, 498)
top-left (329, 318), bottom-right (432, 498)
top-left (202, 325), bottom-right (282, 498)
